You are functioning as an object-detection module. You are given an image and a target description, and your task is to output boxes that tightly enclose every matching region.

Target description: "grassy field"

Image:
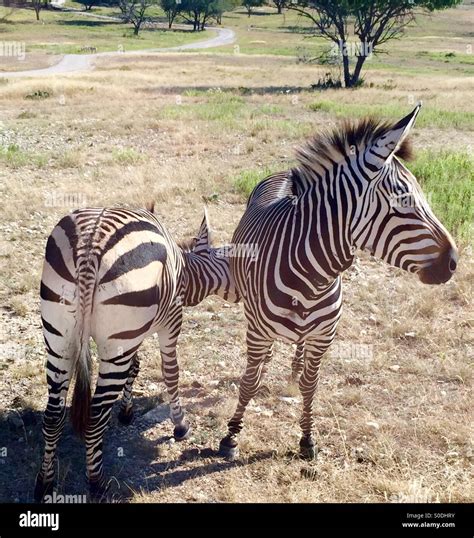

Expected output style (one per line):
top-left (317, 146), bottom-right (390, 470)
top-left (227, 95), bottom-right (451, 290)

top-left (0, 3), bottom-right (472, 504)
top-left (0, 6), bottom-right (208, 70)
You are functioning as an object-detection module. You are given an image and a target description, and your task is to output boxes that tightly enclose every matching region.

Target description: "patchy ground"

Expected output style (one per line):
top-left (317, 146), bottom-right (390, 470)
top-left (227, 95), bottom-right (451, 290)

top-left (0, 5), bottom-right (473, 504)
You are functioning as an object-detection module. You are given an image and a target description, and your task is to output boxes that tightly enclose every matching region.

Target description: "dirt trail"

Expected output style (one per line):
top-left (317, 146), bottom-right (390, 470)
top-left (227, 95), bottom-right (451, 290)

top-left (0, 27), bottom-right (235, 78)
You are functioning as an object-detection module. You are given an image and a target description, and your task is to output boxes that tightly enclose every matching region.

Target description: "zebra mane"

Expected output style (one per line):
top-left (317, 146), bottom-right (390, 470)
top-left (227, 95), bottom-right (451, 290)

top-left (295, 116), bottom-right (414, 176)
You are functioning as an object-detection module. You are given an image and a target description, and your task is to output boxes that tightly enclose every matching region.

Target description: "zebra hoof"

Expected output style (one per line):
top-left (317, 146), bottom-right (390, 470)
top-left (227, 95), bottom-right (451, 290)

top-left (299, 437), bottom-right (318, 461)
top-left (118, 407), bottom-right (134, 426)
top-left (33, 475), bottom-right (54, 503)
top-left (218, 436), bottom-right (239, 460)
top-left (173, 422), bottom-right (191, 441)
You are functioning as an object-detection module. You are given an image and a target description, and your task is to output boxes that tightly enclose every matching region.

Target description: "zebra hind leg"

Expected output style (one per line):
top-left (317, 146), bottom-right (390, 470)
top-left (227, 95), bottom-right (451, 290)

top-left (85, 347), bottom-right (136, 501)
top-left (219, 332), bottom-right (272, 460)
top-left (298, 340), bottom-right (327, 460)
top-left (157, 324), bottom-right (190, 441)
top-left (118, 353), bottom-right (140, 426)
top-left (291, 343), bottom-right (305, 382)
top-left (34, 350), bottom-right (74, 502)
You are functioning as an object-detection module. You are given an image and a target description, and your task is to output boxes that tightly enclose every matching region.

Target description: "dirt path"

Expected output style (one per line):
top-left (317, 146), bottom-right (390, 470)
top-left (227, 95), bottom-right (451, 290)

top-left (0, 27), bottom-right (235, 78)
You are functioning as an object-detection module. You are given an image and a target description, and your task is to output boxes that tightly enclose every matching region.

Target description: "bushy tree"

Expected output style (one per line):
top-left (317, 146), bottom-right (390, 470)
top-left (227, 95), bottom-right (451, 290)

top-left (273, 0), bottom-right (285, 14)
top-left (242, 0), bottom-right (264, 17)
top-left (289, 0), bottom-right (462, 87)
top-left (160, 0), bottom-right (181, 28)
top-left (119, 0), bottom-right (157, 35)
top-left (212, 0), bottom-right (240, 24)
top-left (180, 0), bottom-right (217, 31)
top-left (31, 0), bottom-right (50, 21)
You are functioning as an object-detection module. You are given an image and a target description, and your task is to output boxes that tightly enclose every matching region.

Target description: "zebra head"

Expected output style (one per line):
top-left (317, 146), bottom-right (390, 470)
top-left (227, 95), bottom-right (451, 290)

top-left (348, 105), bottom-right (458, 284)
top-left (181, 209), bottom-right (240, 306)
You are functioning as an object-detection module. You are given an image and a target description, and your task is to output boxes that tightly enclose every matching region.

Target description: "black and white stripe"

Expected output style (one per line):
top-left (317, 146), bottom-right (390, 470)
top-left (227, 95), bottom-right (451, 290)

top-left (35, 206), bottom-right (238, 501)
top-left (219, 105), bottom-right (457, 459)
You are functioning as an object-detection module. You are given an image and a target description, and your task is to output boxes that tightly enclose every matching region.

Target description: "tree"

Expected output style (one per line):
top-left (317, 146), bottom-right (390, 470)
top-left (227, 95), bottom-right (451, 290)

top-left (242, 0), bottom-right (263, 17)
top-left (289, 0), bottom-right (462, 88)
top-left (273, 0), bottom-right (285, 14)
top-left (212, 0), bottom-right (240, 24)
top-left (160, 0), bottom-right (181, 28)
top-left (76, 0), bottom-right (97, 10)
top-left (119, 0), bottom-right (156, 34)
top-left (180, 0), bottom-right (217, 31)
top-left (31, 0), bottom-right (50, 20)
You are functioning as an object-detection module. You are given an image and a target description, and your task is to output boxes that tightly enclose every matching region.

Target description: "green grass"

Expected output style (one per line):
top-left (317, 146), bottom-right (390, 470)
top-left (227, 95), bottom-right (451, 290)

top-left (309, 101), bottom-right (474, 131)
top-left (0, 7), bottom-right (208, 55)
top-left (164, 91), bottom-right (245, 120)
top-left (410, 150), bottom-right (474, 241)
top-left (112, 147), bottom-right (144, 165)
top-left (233, 166), bottom-right (280, 197)
top-left (233, 151), bottom-right (473, 241)
top-left (0, 144), bottom-right (48, 169)
top-left (416, 50), bottom-right (474, 66)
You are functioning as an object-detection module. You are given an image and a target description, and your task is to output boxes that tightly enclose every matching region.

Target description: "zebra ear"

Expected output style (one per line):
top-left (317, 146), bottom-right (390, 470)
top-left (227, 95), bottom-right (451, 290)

top-left (366, 104), bottom-right (421, 169)
top-left (194, 208), bottom-right (211, 253)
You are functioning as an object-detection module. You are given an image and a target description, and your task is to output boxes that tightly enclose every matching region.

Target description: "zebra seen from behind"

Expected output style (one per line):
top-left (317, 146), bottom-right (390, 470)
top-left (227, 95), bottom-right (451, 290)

top-left (218, 105), bottom-right (458, 460)
top-left (35, 205), bottom-right (239, 501)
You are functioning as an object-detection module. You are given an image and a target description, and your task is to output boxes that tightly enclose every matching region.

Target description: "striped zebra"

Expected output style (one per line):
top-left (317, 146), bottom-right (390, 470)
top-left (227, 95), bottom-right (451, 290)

top-left (218, 105), bottom-right (458, 460)
top-left (35, 205), bottom-right (239, 501)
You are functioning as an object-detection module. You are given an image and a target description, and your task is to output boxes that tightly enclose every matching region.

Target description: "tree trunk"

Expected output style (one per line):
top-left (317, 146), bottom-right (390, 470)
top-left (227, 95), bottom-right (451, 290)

top-left (350, 54), bottom-right (367, 87)
top-left (277, 5), bottom-right (282, 14)
top-left (341, 48), bottom-right (351, 88)
top-left (35, 7), bottom-right (40, 20)
top-left (133, 23), bottom-right (139, 35)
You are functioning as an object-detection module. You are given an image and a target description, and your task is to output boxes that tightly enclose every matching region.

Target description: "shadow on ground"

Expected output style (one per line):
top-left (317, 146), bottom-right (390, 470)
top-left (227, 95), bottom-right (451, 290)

top-left (0, 396), bottom-right (273, 503)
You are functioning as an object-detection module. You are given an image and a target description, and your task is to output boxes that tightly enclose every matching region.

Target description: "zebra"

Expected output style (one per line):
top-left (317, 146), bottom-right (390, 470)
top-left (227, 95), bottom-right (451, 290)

top-left (218, 105), bottom-right (458, 460)
top-left (34, 205), bottom-right (239, 501)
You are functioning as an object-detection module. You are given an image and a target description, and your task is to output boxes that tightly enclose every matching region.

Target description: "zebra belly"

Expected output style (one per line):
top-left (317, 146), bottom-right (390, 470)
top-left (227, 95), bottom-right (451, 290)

top-left (244, 276), bottom-right (342, 343)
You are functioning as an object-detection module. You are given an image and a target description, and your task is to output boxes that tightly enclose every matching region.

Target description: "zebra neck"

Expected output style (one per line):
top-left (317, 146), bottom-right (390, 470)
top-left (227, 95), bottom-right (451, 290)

top-left (181, 250), bottom-right (213, 306)
top-left (291, 179), bottom-right (354, 281)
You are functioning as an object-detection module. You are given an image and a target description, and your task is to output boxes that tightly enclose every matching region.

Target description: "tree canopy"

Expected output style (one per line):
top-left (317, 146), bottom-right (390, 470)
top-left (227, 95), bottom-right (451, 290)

top-left (289, 0), bottom-right (462, 87)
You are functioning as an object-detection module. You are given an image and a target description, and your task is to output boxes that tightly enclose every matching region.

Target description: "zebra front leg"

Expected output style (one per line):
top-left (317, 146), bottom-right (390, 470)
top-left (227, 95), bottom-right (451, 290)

top-left (219, 331), bottom-right (273, 459)
top-left (298, 340), bottom-right (329, 460)
top-left (34, 353), bottom-right (73, 502)
top-left (85, 348), bottom-right (135, 501)
top-left (157, 322), bottom-right (190, 441)
top-left (118, 353), bottom-right (140, 426)
top-left (291, 342), bottom-right (305, 381)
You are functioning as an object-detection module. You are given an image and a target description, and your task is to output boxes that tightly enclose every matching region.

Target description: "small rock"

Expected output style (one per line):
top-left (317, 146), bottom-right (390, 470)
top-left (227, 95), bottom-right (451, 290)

top-left (366, 421), bottom-right (380, 430)
top-left (389, 365), bottom-right (400, 372)
top-left (230, 382), bottom-right (238, 392)
top-left (278, 396), bottom-right (299, 404)
top-left (404, 332), bottom-right (416, 338)
top-left (217, 361), bottom-right (226, 368)
top-left (191, 380), bottom-right (203, 389)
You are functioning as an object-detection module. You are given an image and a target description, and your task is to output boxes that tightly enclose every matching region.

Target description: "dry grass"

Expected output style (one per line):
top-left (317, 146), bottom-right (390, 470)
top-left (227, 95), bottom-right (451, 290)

top-left (0, 13), bottom-right (473, 504)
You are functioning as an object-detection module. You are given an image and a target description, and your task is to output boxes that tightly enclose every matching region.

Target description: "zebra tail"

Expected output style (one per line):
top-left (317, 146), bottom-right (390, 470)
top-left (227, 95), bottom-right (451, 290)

top-left (70, 260), bottom-right (95, 439)
top-left (71, 336), bottom-right (91, 439)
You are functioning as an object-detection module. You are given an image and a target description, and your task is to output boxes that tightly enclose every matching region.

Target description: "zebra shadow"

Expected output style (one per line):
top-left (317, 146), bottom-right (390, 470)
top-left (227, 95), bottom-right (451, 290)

top-left (0, 397), bottom-right (273, 503)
